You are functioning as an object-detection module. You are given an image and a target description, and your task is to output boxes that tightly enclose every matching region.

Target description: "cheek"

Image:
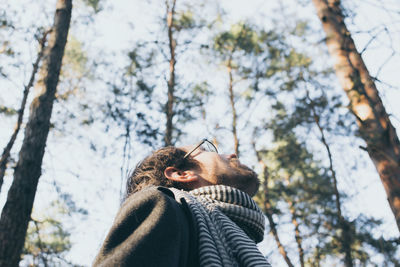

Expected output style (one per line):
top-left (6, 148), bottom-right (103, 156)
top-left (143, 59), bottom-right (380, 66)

top-left (195, 156), bottom-right (216, 175)
top-left (199, 154), bottom-right (221, 168)
top-left (194, 153), bottom-right (229, 179)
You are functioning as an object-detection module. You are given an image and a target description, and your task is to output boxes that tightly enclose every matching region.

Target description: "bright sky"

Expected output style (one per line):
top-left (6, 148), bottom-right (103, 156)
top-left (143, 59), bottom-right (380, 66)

top-left (0, 0), bottom-right (399, 266)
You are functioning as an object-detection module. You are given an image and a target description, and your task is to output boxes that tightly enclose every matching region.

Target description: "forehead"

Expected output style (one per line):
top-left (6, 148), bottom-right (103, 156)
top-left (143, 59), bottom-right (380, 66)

top-left (179, 146), bottom-right (191, 153)
top-left (179, 144), bottom-right (205, 156)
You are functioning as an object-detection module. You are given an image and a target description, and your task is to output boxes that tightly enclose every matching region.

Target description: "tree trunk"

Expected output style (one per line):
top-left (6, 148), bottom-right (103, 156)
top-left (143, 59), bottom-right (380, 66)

top-left (227, 58), bottom-right (239, 156)
top-left (0, 31), bottom-right (49, 193)
top-left (263, 170), bottom-right (294, 267)
top-left (164, 0), bottom-right (177, 146)
top-left (0, 1), bottom-right (72, 266)
top-left (312, 0), bottom-right (400, 232)
top-left (254, 148), bottom-right (295, 267)
top-left (288, 201), bottom-right (305, 267)
top-left (306, 91), bottom-right (353, 266)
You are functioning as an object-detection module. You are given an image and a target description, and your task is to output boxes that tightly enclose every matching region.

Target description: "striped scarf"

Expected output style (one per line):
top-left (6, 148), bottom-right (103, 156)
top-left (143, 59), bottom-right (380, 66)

top-left (170, 185), bottom-right (271, 267)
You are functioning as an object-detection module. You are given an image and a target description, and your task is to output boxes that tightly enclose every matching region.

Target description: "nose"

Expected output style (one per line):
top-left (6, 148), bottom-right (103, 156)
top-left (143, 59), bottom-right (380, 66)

top-left (225, 153), bottom-right (237, 159)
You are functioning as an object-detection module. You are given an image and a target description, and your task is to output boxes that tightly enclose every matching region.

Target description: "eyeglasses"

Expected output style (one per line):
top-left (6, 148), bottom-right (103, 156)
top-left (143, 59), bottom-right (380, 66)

top-left (183, 138), bottom-right (218, 159)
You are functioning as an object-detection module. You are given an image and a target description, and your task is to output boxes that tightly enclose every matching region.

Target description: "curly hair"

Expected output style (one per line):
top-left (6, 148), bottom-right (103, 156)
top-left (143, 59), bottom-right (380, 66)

top-left (125, 146), bottom-right (199, 199)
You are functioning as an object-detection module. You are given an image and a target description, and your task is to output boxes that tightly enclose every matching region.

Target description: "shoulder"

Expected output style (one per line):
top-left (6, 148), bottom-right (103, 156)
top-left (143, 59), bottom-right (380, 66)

top-left (93, 186), bottom-right (194, 267)
top-left (119, 186), bottom-right (183, 220)
top-left (124, 186), bottom-right (177, 203)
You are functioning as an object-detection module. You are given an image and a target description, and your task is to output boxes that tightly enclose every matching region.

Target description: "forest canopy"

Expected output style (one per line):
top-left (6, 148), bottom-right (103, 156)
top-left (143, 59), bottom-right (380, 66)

top-left (0, 0), bottom-right (399, 266)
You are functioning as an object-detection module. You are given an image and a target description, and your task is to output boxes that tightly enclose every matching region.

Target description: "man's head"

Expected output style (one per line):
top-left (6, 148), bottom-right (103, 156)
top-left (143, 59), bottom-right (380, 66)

top-left (125, 146), bottom-right (198, 197)
top-left (125, 140), bottom-right (260, 199)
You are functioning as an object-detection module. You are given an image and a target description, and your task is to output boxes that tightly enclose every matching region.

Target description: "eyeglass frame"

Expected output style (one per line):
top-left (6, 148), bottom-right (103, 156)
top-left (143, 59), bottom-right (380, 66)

top-left (183, 138), bottom-right (218, 159)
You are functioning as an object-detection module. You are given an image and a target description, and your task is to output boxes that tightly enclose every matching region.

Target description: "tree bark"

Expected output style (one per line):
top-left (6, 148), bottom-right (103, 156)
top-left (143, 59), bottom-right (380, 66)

top-left (164, 0), bottom-right (177, 146)
top-left (0, 31), bottom-right (50, 193)
top-left (312, 0), bottom-right (400, 232)
top-left (288, 201), bottom-right (305, 267)
top-left (0, 1), bottom-right (72, 266)
top-left (227, 58), bottom-right (239, 157)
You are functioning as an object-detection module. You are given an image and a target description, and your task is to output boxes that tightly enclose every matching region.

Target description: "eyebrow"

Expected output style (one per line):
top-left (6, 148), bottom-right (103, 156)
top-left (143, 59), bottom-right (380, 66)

top-left (183, 139), bottom-right (206, 159)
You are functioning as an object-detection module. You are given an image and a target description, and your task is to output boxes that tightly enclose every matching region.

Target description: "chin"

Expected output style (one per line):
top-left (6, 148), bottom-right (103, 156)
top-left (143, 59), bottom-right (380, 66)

top-left (230, 178), bottom-right (259, 196)
top-left (237, 169), bottom-right (260, 196)
top-left (219, 165), bottom-right (260, 196)
top-left (245, 178), bottom-right (260, 196)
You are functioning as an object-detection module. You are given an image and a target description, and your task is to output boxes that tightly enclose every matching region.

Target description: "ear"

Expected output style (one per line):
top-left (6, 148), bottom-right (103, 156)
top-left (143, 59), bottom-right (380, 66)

top-left (164, 167), bottom-right (199, 183)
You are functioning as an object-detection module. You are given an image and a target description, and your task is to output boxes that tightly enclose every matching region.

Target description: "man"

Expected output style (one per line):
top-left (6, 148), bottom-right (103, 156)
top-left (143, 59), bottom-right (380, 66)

top-left (93, 139), bottom-right (271, 267)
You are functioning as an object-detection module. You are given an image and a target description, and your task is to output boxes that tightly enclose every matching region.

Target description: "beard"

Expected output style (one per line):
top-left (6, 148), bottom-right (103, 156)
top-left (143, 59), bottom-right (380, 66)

top-left (216, 158), bottom-right (260, 196)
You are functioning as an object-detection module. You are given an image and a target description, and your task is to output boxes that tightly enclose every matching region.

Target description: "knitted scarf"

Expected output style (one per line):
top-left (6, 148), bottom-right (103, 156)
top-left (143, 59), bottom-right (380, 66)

top-left (170, 185), bottom-right (271, 267)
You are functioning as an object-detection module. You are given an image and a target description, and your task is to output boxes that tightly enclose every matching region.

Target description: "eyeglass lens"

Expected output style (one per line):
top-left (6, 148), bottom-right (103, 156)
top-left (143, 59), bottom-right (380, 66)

top-left (201, 140), bottom-right (217, 153)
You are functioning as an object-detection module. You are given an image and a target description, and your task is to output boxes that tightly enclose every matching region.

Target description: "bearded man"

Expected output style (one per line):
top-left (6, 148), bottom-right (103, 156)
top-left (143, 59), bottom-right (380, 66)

top-left (93, 139), bottom-right (271, 267)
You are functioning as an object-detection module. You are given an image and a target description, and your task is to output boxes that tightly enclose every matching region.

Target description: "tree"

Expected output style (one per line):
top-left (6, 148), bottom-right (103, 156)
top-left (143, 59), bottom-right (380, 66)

top-left (0, 7), bottom-right (15, 79)
top-left (212, 23), bottom-right (256, 156)
top-left (21, 197), bottom-right (85, 267)
top-left (255, 149), bottom-right (295, 267)
top-left (254, 130), bottom-right (338, 266)
top-left (306, 91), bottom-right (353, 266)
top-left (260, 77), bottom-right (400, 265)
top-left (164, 0), bottom-right (177, 146)
top-left (210, 20), bottom-right (317, 265)
top-left (0, 30), bottom-right (50, 193)
top-left (257, 100), bottom-right (399, 266)
top-left (23, 217), bottom-right (72, 267)
top-left (20, 185), bottom-right (87, 267)
top-left (0, 0), bottom-right (72, 265)
top-left (103, 0), bottom-right (215, 149)
top-left (163, 0), bottom-right (216, 145)
top-left (211, 22), bottom-right (289, 157)
top-left (312, 0), bottom-right (400, 232)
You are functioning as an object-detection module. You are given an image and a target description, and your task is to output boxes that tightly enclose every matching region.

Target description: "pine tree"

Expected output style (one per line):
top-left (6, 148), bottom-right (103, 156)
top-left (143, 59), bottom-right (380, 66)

top-left (21, 197), bottom-right (85, 267)
top-left (0, 1), bottom-right (72, 265)
top-left (0, 30), bottom-right (50, 193)
top-left (312, 0), bottom-right (400, 232)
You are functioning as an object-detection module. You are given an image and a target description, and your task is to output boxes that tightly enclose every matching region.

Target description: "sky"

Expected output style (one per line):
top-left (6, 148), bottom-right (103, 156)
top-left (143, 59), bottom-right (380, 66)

top-left (1, 0), bottom-right (400, 266)
top-left (72, 0), bottom-right (400, 264)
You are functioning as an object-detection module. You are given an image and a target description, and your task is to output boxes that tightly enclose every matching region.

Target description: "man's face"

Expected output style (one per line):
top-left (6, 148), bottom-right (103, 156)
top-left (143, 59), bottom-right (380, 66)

top-left (181, 145), bottom-right (260, 196)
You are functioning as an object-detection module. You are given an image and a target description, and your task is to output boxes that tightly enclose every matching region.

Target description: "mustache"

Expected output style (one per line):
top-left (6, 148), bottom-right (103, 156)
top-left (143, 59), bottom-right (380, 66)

top-left (229, 158), bottom-right (241, 167)
top-left (230, 158), bottom-right (256, 173)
